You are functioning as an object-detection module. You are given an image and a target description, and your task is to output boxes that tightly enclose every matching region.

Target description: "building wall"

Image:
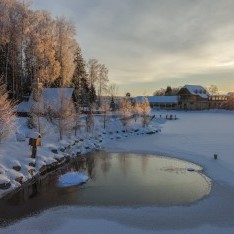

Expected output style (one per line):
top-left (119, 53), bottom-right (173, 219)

top-left (208, 95), bottom-right (228, 109)
top-left (178, 88), bottom-right (209, 110)
top-left (150, 103), bottom-right (178, 110)
top-left (179, 101), bottom-right (209, 110)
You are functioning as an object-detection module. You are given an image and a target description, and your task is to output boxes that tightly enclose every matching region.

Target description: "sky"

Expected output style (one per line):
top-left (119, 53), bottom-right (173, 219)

top-left (32, 0), bottom-right (234, 96)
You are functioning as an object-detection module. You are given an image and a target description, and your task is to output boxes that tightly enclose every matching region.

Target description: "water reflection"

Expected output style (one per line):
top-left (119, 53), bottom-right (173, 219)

top-left (100, 153), bottom-right (111, 176)
top-left (118, 153), bottom-right (131, 176)
top-left (140, 155), bottom-right (149, 174)
top-left (0, 152), bottom-right (211, 226)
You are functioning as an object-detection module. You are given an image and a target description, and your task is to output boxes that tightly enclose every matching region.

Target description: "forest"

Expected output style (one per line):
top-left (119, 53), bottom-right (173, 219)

top-left (0, 0), bottom-right (109, 106)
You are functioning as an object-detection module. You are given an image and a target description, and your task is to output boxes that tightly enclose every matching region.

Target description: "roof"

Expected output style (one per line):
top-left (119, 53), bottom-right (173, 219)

top-left (182, 85), bottom-right (209, 98)
top-left (136, 96), bottom-right (178, 104)
top-left (17, 88), bottom-right (74, 113)
top-left (28, 132), bottom-right (41, 139)
top-left (17, 101), bottom-right (30, 112)
top-left (32, 88), bottom-right (74, 103)
top-left (227, 92), bottom-right (234, 96)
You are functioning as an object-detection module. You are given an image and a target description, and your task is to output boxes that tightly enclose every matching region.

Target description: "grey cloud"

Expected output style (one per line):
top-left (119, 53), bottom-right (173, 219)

top-left (33, 0), bottom-right (234, 94)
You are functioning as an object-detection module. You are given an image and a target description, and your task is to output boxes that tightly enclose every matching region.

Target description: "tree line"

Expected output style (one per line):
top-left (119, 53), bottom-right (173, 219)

top-left (0, 0), bottom-right (109, 106)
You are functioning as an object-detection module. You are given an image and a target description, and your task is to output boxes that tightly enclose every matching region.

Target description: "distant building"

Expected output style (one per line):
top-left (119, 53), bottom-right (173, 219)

top-left (227, 92), bottom-right (234, 97)
top-left (136, 96), bottom-right (179, 110)
top-left (137, 85), bottom-right (234, 111)
top-left (177, 85), bottom-right (209, 110)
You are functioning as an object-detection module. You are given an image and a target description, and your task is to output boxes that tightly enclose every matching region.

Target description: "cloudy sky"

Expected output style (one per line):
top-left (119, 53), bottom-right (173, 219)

top-left (33, 0), bottom-right (234, 95)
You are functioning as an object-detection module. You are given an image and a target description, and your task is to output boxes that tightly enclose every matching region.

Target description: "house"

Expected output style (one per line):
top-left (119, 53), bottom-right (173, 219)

top-left (177, 85), bottom-right (209, 110)
top-left (136, 96), bottom-right (179, 110)
top-left (16, 80), bottom-right (74, 116)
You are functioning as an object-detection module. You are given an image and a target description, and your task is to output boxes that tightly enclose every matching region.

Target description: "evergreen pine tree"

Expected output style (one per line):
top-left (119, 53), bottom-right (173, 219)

top-left (89, 84), bottom-right (97, 104)
top-left (110, 96), bottom-right (116, 111)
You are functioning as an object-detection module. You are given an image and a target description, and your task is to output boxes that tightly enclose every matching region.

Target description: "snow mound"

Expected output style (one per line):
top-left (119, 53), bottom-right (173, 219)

top-left (57, 172), bottom-right (89, 187)
top-left (0, 174), bottom-right (10, 184)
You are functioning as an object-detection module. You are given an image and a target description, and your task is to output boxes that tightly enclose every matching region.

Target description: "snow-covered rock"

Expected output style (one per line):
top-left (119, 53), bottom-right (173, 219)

top-left (0, 174), bottom-right (11, 190)
top-left (10, 160), bottom-right (21, 171)
top-left (57, 172), bottom-right (89, 187)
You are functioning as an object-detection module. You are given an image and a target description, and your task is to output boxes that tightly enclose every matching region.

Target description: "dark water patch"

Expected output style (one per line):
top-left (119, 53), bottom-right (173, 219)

top-left (0, 152), bottom-right (211, 226)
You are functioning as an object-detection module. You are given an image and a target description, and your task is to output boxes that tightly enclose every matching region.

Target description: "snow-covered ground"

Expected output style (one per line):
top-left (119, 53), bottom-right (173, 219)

top-left (2, 110), bottom-right (234, 233)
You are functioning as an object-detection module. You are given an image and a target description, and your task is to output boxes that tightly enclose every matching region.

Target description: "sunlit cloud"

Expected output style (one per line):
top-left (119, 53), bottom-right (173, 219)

top-left (216, 61), bottom-right (234, 67)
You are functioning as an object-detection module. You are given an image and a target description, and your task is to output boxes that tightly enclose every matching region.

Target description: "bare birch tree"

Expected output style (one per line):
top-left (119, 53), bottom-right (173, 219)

top-left (208, 85), bottom-right (218, 95)
top-left (138, 97), bottom-right (151, 127)
top-left (27, 86), bottom-right (47, 134)
top-left (87, 59), bottom-right (100, 87)
top-left (100, 102), bottom-right (110, 129)
top-left (49, 89), bottom-right (76, 140)
top-left (97, 64), bottom-right (109, 106)
top-left (0, 83), bottom-right (16, 143)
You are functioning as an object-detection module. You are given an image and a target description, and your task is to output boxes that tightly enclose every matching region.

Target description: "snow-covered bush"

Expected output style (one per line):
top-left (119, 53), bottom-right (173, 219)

top-left (119, 98), bottom-right (133, 127)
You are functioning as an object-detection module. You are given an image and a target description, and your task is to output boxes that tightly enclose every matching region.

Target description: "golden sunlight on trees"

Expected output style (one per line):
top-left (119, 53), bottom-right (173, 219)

top-left (26, 11), bottom-right (61, 86)
top-left (55, 17), bottom-right (77, 87)
top-left (138, 97), bottom-right (151, 127)
top-left (119, 98), bottom-right (133, 127)
top-left (0, 0), bottom-right (93, 99)
top-left (0, 0), bottom-right (110, 121)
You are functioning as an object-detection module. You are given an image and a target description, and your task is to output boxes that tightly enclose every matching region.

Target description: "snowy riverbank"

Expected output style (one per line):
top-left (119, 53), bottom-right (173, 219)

top-left (0, 115), bottom-right (160, 198)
